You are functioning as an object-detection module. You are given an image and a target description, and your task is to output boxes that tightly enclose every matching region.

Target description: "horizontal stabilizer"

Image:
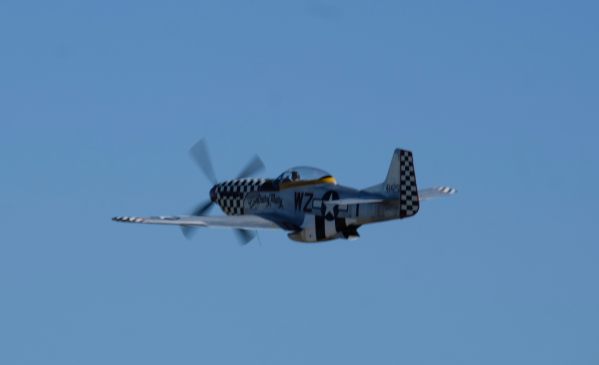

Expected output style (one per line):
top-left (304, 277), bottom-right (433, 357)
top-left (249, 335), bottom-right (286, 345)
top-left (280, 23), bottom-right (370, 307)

top-left (323, 198), bottom-right (385, 206)
top-left (418, 186), bottom-right (457, 201)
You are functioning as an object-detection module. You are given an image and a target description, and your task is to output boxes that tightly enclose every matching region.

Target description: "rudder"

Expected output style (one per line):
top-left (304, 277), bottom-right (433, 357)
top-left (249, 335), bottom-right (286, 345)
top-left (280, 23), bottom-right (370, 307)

top-left (383, 149), bottom-right (420, 218)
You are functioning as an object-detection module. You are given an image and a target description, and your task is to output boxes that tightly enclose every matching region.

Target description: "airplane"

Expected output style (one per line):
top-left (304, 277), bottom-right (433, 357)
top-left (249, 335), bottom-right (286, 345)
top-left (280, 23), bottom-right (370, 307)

top-left (113, 139), bottom-right (456, 244)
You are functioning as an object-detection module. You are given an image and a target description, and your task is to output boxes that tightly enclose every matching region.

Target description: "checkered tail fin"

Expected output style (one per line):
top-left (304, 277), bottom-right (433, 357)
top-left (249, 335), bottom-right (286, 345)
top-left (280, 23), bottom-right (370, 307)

top-left (383, 149), bottom-right (420, 218)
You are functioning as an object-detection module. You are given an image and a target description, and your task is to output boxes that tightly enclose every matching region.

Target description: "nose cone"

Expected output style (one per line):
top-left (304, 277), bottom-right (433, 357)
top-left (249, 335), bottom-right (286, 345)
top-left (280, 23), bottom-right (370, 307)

top-left (210, 185), bottom-right (217, 202)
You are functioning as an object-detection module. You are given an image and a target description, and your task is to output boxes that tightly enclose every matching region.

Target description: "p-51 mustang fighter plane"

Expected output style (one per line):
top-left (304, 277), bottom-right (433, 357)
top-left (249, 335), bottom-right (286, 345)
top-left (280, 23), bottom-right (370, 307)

top-left (113, 140), bottom-right (456, 244)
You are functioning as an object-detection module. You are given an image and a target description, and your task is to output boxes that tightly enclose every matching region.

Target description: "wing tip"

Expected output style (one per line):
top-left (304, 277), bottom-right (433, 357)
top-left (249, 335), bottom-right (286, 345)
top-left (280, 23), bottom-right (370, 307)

top-left (112, 216), bottom-right (144, 223)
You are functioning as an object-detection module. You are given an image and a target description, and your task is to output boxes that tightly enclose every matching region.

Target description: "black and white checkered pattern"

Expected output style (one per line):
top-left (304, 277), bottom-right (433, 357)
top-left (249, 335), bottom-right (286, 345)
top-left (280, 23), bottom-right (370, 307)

top-left (437, 186), bottom-right (456, 195)
top-left (215, 178), bottom-right (266, 215)
top-left (112, 216), bottom-right (144, 223)
top-left (399, 150), bottom-right (420, 218)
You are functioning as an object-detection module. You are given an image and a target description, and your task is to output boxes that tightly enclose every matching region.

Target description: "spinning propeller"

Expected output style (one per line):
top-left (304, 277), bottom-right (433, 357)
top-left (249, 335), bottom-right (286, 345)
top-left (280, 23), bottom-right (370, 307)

top-left (182, 139), bottom-right (265, 244)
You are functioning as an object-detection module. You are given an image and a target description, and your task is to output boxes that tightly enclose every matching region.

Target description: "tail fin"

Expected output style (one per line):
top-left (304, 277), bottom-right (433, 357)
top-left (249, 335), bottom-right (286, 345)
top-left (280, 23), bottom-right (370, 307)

top-left (372, 149), bottom-right (419, 218)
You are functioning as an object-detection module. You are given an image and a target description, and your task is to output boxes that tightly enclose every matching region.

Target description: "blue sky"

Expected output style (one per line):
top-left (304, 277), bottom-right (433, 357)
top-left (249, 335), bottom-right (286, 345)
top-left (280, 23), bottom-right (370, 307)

top-left (1, 0), bottom-right (598, 364)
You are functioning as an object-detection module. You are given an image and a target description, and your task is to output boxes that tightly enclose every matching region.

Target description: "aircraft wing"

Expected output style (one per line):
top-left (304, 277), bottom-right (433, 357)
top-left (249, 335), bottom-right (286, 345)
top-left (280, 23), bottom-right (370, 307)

top-left (418, 186), bottom-right (457, 201)
top-left (112, 214), bottom-right (280, 230)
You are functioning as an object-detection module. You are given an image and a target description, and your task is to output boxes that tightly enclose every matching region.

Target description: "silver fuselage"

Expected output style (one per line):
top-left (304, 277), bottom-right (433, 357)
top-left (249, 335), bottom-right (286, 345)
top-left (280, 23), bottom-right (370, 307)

top-left (212, 178), bottom-right (412, 242)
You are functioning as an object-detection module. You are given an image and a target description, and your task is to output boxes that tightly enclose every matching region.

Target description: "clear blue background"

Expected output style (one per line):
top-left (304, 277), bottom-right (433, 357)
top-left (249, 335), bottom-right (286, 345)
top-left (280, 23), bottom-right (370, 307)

top-left (1, 1), bottom-right (598, 364)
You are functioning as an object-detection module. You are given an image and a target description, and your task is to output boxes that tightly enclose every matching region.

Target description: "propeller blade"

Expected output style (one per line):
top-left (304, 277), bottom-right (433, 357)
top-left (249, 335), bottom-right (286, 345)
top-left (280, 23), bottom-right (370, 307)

top-left (234, 229), bottom-right (256, 245)
top-left (180, 200), bottom-right (214, 239)
top-left (236, 155), bottom-right (265, 179)
top-left (181, 225), bottom-right (197, 239)
top-left (190, 200), bottom-right (214, 216)
top-left (189, 139), bottom-right (218, 184)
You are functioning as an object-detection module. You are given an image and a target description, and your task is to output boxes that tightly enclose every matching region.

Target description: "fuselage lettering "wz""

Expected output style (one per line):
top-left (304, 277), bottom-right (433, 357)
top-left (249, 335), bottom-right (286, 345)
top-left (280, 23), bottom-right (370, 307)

top-left (294, 192), bottom-right (313, 212)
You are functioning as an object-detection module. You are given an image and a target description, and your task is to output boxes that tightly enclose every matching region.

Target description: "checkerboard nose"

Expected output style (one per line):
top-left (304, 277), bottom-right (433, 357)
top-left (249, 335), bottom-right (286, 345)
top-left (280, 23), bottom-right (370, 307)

top-left (210, 185), bottom-right (218, 202)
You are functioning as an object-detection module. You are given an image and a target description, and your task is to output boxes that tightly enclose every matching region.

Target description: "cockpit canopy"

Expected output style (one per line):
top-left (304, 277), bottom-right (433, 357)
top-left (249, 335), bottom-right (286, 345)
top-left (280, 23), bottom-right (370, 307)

top-left (275, 166), bottom-right (336, 184)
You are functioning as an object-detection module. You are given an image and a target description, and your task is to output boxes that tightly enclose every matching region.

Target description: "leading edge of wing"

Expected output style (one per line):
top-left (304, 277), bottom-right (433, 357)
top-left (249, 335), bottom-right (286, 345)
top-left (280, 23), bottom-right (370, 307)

top-left (112, 215), bottom-right (280, 230)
